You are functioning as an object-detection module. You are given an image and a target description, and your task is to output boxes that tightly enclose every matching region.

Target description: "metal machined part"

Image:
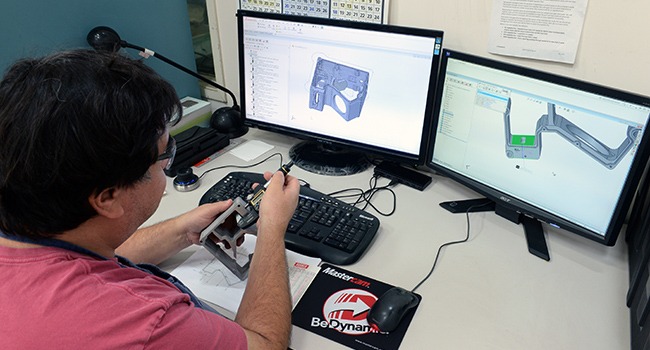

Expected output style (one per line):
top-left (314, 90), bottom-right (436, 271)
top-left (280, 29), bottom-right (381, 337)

top-left (198, 197), bottom-right (257, 280)
top-left (309, 57), bottom-right (369, 121)
top-left (504, 98), bottom-right (641, 169)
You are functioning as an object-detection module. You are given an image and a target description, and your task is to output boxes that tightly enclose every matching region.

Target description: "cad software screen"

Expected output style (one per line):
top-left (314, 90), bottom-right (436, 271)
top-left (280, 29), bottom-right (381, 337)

top-left (240, 13), bottom-right (443, 158)
top-left (431, 52), bottom-right (650, 237)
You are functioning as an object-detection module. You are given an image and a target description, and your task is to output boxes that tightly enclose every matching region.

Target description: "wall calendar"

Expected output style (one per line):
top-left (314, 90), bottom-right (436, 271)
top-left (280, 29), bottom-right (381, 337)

top-left (239, 0), bottom-right (389, 24)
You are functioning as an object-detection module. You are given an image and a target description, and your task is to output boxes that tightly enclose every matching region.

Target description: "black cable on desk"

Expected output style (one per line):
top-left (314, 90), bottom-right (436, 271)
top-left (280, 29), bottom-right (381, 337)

top-left (328, 174), bottom-right (398, 217)
top-left (411, 201), bottom-right (494, 293)
top-left (357, 176), bottom-right (398, 216)
top-left (197, 152), bottom-right (284, 180)
top-left (198, 154), bottom-right (398, 216)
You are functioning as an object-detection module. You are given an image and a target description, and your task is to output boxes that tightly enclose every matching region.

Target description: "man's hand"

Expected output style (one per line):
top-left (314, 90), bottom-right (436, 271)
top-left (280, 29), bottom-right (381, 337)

top-left (236, 170), bottom-right (299, 350)
top-left (257, 171), bottom-right (300, 236)
top-left (117, 199), bottom-right (241, 264)
top-left (180, 199), bottom-right (234, 245)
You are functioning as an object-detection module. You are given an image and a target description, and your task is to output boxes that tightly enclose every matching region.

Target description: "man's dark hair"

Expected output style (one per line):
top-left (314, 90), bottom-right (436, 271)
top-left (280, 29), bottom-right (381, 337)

top-left (0, 49), bottom-right (182, 239)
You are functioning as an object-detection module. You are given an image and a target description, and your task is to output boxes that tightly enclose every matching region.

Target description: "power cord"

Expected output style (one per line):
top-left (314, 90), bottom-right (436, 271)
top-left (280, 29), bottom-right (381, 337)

top-left (411, 201), bottom-right (493, 293)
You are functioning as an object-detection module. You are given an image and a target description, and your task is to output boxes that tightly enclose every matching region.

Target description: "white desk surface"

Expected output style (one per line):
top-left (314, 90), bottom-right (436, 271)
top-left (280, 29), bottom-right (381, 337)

top-left (145, 128), bottom-right (630, 350)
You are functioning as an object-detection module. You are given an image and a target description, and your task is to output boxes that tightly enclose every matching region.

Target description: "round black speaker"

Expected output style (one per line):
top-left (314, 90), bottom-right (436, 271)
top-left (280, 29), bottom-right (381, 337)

top-left (209, 106), bottom-right (248, 139)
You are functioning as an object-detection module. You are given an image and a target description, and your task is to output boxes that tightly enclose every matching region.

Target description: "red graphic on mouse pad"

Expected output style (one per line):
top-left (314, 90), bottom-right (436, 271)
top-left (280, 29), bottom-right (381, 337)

top-left (292, 264), bottom-right (421, 350)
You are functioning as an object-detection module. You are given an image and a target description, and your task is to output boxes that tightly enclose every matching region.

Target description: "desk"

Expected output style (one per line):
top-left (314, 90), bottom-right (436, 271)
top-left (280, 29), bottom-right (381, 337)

top-left (145, 128), bottom-right (630, 350)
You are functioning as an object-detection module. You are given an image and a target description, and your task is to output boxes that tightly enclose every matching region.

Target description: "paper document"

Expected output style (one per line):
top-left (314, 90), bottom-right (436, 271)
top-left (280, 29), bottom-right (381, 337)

top-left (488, 0), bottom-right (589, 64)
top-left (229, 140), bottom-right (274, 162)
top-left (171, 235), bottom-right (321, 314)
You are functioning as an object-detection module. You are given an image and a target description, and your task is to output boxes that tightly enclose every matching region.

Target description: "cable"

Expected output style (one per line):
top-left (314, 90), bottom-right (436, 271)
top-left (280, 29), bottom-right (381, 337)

top-left (197, 152), bottom-right (283, 180)
top-left (198, 154), bottom-right (397, 216)
top-left (328, 188), bottom-right (365, 203)
top-left (358, 176), bottom-right (398, 216)
top-left (411, 201), bottom-right (493, 293)
top-left (328, 174), bottom-right (398, 217)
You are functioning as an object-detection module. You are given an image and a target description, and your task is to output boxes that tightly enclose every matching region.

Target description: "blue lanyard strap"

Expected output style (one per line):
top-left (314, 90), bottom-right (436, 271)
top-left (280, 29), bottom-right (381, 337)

top-left (0, 230), bottom-right (106, 259)
top-left (116, 255), bottom-right (218, 313)
top-left (0, 230), bottom-right (218, 314)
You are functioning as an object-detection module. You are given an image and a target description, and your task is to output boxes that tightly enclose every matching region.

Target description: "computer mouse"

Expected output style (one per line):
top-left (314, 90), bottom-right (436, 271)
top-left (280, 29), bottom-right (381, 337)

top-left (367, 287), bottom-right (419, 333)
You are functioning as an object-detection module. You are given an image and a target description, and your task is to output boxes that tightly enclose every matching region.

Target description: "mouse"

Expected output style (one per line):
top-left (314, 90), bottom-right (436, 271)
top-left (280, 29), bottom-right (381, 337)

top-left (367, 287), bottom-right (419, 333)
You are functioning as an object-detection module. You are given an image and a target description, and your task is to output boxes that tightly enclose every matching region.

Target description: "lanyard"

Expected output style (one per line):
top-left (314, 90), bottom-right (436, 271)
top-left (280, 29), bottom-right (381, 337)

top-left (0, 230), bottom-right (219, 314)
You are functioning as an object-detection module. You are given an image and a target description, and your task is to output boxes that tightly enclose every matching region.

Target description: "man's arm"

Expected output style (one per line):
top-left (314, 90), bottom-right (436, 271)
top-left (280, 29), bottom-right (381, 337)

top-left (116, 200), bottom-right (233, 264)
top-left (236, 171), bottom-right (299, 350)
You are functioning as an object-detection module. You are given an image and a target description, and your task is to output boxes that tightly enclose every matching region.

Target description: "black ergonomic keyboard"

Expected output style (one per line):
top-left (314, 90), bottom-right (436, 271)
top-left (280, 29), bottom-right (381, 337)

top-left (199, 172), bottom-right (380, 265)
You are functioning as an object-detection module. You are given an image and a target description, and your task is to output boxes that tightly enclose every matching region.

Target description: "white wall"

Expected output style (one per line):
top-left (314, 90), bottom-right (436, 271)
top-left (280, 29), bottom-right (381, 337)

top-left (212, 0), bottom-right (650, 100)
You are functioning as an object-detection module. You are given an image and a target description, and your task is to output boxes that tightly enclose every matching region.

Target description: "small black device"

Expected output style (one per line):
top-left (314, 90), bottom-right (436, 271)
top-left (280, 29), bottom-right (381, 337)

top-left (439, 198), bottom-right (495, 214)
top-left (173, 167), bottom-right (200, 192)
top-left (367, 287), bottom-right (420, 333)
top-left (373, 161), bottom-right (433, 191)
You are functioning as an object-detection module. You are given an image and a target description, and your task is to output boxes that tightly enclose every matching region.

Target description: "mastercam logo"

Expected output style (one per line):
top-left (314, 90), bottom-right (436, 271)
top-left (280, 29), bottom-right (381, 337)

top-left (311, 288), bottom-right (378, 336)
top-left (321, 267), bottom-right (371, 288)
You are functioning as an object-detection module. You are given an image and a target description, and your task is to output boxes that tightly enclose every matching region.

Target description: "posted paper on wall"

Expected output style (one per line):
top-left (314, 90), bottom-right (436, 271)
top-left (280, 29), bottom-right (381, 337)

top-left (488, 0), bottom-right (589, 64)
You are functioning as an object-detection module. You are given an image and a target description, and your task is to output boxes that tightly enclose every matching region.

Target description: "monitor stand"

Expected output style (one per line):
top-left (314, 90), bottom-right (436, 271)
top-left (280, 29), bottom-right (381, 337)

top-left (289, 141), bottom-right (371, 176)
top-left (518, 215), bottom-right (550, 261)
top-left (439, 198), bottom-right (550, 261)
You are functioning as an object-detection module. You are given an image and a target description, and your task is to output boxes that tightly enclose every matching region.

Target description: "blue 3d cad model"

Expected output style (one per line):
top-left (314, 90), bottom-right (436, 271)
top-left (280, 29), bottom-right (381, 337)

top-left (309, 58), bottom-right (369, 121)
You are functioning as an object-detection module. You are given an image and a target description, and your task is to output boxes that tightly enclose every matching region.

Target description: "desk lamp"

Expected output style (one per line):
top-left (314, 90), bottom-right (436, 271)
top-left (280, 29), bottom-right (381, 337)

top-left (86, 26), bottom-right (248, 139)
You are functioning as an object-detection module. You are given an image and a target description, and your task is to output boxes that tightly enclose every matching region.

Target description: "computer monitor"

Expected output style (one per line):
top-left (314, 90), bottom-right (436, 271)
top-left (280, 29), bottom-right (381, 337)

top-left (237, 10), bottom-right (443, 176)
top-left (427, 49), bottom-right (650, 259)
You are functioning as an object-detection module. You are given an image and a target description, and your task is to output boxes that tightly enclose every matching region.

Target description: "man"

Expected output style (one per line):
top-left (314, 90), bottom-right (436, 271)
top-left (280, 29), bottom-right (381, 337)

top-left (0, 49), bottom-right (300, 349)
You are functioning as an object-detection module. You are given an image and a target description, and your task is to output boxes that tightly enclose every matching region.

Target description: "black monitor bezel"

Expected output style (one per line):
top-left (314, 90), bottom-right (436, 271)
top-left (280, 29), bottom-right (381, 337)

top-left (236, 10), bottom-right (444, 166)
top-left (426, 49), bottom-right (650, 246)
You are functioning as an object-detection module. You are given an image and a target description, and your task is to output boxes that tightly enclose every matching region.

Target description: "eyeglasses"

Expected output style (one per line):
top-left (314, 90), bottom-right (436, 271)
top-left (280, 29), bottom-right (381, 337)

top-left (157, 135), bottom-right (176, 171)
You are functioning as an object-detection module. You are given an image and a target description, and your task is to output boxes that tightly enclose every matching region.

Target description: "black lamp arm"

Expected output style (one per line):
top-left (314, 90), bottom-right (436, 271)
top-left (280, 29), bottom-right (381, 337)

top-left (122, 42), bottom-right (239, 108)
top-left (87, 25), bottom-right (247, 138)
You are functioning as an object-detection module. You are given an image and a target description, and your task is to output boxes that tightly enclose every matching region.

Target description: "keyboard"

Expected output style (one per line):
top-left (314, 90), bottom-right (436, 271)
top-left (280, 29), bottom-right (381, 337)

top-left (199, 172), bottom-right (380, 265)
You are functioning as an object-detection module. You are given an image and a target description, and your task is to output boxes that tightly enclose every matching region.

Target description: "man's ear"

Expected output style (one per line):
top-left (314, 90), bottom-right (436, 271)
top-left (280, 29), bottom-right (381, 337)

top-left (89, 187), bottom-right (125, 219)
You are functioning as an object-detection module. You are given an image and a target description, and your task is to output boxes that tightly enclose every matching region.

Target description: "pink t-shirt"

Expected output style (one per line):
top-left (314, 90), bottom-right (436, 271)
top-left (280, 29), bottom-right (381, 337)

top-left (0, 245), bottom-right (247, 349)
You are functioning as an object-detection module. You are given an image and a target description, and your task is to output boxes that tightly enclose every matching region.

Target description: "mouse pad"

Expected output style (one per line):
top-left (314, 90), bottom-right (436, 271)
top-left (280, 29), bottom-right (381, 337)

top-left (291, 263), bottom-right (421, 350)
